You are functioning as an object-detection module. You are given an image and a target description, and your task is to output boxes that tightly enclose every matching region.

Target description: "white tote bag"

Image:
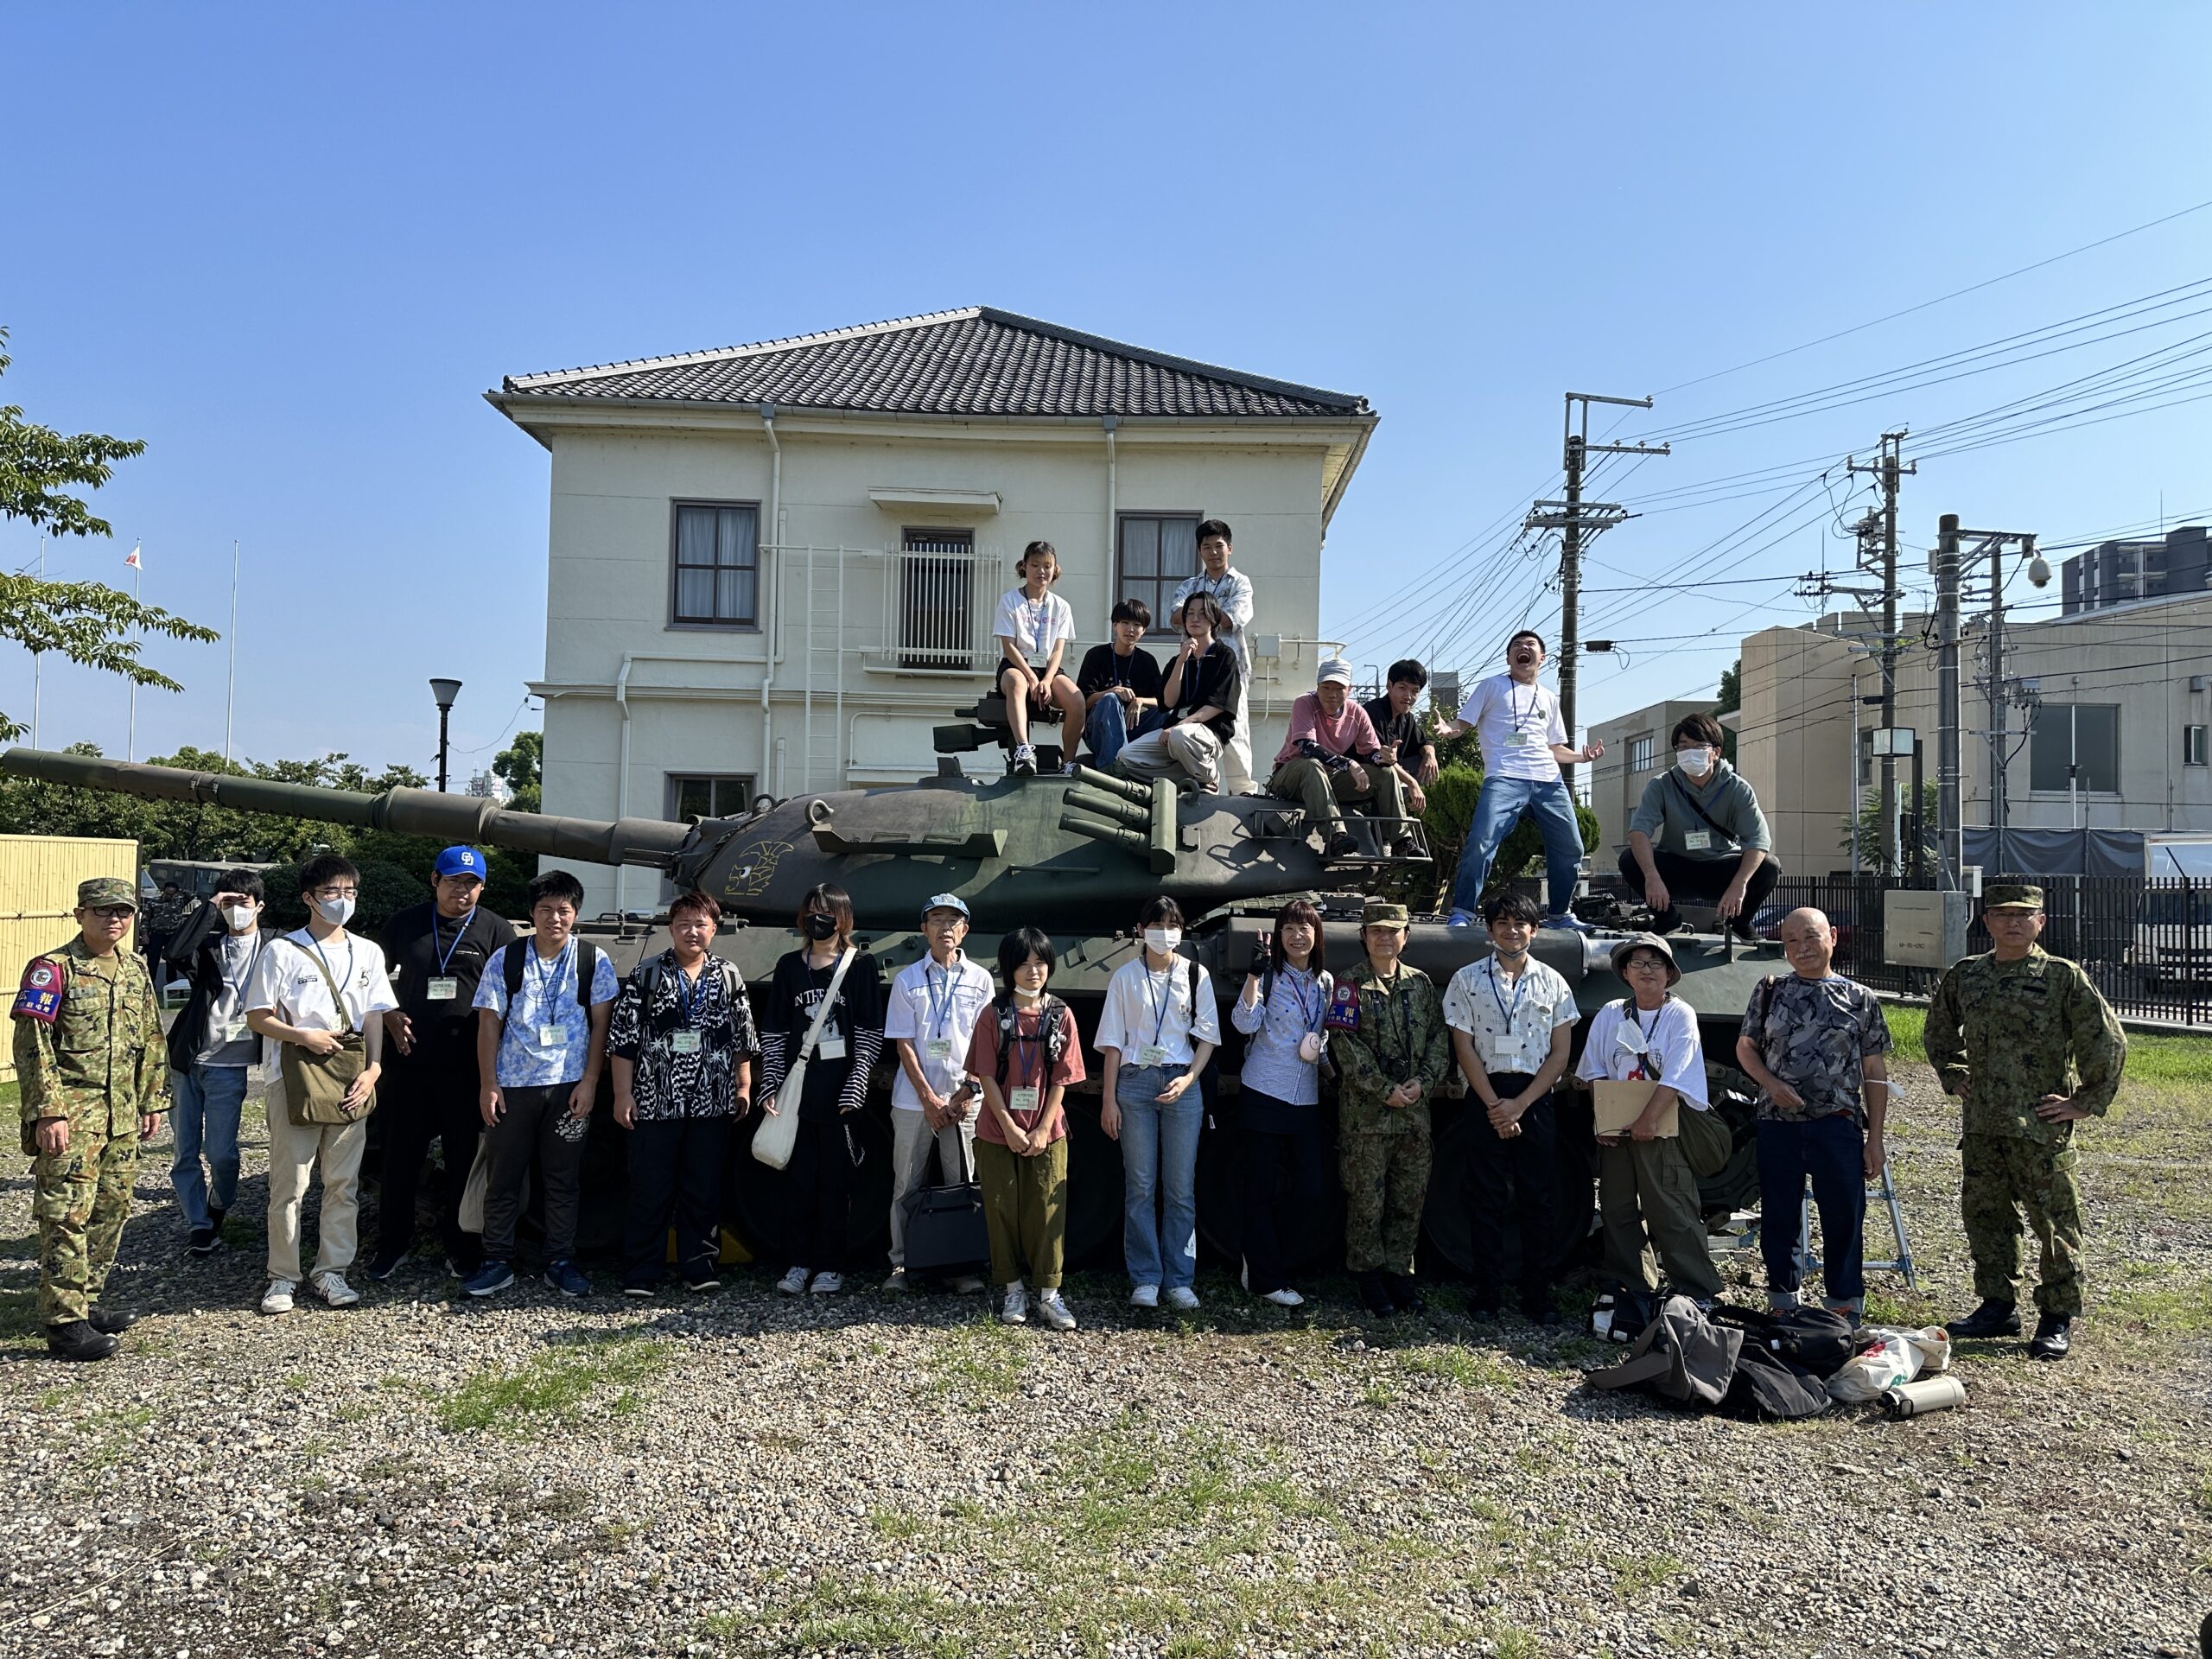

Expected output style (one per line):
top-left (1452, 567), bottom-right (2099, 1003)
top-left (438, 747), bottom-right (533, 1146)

top-left (753, 947), bottom-right (855, 1172)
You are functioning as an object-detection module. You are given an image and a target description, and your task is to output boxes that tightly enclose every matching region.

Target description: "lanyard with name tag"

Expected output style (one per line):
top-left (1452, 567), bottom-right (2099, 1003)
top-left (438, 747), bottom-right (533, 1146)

top-left (1008, 1085), bottom-right (1040, 1116)
top-left (671, 1029), bottom-right (702, 1054)
top-left (1684, 830), bottom-right (1713, 852)
top-left (427, 977), bottom-right (460, 1001)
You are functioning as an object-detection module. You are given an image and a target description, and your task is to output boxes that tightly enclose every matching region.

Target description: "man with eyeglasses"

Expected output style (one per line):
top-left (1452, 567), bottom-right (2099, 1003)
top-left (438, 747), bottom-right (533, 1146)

top-left (12, 877), bottom-right (168, 1361)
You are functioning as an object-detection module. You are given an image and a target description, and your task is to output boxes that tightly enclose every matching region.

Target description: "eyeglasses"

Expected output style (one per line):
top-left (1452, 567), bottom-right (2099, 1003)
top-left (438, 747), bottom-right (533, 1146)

top-left (309, 887), bottom-right (359, 900)
top-left (88, 906), bottom-right (135, 921)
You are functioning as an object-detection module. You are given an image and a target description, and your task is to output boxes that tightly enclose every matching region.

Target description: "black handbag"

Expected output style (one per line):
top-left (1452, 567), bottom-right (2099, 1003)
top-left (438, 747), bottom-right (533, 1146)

top-left (899, 1133), bottom-right (990, 1278)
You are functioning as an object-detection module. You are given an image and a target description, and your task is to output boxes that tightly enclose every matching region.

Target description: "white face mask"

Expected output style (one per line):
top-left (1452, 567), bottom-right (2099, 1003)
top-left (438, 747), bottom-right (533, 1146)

top-left (312, 896), bottom-right (356, 926)
top-left (1677, 747), bottom-right (1714, 778)
top-left (1143, 927), bottom-right (1182, 955)
top-left (221, 904), bottom-right (257, 931)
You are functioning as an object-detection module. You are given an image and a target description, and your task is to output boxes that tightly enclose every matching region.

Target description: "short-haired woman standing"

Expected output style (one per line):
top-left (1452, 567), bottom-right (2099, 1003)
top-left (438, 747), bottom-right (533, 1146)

top-left (1229, 898), bottom-right (1332, 1308)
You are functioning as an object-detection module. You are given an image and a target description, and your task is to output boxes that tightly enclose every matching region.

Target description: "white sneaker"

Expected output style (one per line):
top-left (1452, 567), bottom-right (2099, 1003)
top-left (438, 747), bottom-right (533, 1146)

top-left (951, 1274), bottom-right (986, 1295)
top-left (1034, 1290), bottom-right (1077, 1331)
top-left (1001, 1282), bottom-right (1029, 1325)
top-left (1166, 1287), bottom-right (1201, 1311)
top-left (310, 1270), bottom-right (359, 1308)
top-left (1265, 1287), bottom-right (1305, 1308)
top-left (259, 1279), bottom-right (296, 1316)
top-left (808, 1271), bottom-right (844, 1295)
top-left (776, 1266), bottom-right (810, 1294)
top-left (1129, 1284), bottom-right (1160, 1309)
top-left (880, 1268), bottom-right (909, 1294)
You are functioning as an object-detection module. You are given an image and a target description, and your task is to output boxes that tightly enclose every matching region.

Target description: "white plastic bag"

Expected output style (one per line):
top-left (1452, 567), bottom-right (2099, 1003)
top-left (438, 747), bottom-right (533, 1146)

top-left (1827, 1332), bottom-right (1923, 1403)
top-left (1904, 1326), bottom-right (1953, 1375)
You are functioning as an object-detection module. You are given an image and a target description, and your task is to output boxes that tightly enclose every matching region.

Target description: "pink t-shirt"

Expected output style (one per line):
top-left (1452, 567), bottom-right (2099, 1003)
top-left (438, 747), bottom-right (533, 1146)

top-left (1273, 691), bottom-right (1382, 769)
top-left (965, 1001), bottom-right (1086, 1145)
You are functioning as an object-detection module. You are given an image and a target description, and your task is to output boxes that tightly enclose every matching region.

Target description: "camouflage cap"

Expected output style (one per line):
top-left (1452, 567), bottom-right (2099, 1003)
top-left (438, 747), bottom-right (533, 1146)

top-left (77, 876), bottom-right (138, 911)
top-left (1361, 899), bottom-right (1410, 929)
top-left (1983, 881), bottom-right (2044, 912)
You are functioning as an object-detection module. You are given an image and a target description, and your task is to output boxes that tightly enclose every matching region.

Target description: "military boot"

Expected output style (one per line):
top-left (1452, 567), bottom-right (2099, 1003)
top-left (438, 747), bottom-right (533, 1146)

top-left (47, 1321), bottom-right (119, 1363)
top-left (86, 1306), bottom-right (138, 1337)
top-left (1356, 1273), bottom-right (1397, 1318)
top-left (1947, 1299), bottom-right (2022, 1339)
top-left (1385, 1274), bottom-right (1425, 1314)
top-left (2028, 1313), bottom-right (2072, 1361)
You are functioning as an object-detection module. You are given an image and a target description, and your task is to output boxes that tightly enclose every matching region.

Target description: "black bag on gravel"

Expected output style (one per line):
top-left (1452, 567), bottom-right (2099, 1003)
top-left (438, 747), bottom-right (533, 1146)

top-left (1712, 1304), bottom-right (1855, 1377)
top-left (1719, 1343), bottom-right (1830, 1421)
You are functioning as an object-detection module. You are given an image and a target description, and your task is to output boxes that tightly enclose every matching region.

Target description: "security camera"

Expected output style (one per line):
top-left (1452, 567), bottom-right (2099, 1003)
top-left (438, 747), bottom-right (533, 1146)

top-left (2026, 555), bottom-right (2051, 588)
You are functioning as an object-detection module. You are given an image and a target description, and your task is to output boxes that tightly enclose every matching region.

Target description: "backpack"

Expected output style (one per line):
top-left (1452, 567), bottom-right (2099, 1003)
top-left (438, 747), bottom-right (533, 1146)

top-left (502, 938), bottom-right (601, 1007)
top-left (1588, 1295), bottom-right (1744, 1409)
top-left (1719, 1343), bottom-right (1832, 1421)
top-left (991, 994), bottom-right (1070, 1086)
top-left (1711, 1304), bottom-right (1856, 1377)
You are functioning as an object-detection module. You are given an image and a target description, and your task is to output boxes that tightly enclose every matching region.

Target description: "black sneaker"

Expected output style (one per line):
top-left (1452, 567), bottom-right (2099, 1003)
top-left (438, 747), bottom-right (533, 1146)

top-left (47, 1320), bottom-right (118, 1362)
top-left (683, 1274), bottom-right (722, 1293)
top-left (366, 1251), bottom-right (407, 1283)
top-left (208, 1206), bottom-right (227, 1234)
top-left (1947, 1299), bottom-right (2022, 1339)
top-left (622, 1284), bottom-right (656, 1300)
top-left (86, 1306), bottom-right (138, 1336)
top-left (1356, 1272), bottom-right (1397, 1318)
top-left (1385, 1274), bottom-right (1425, 1314)
top-left (187, 1226), bottom-right (219, 1256)
top-left (2028, 1313), bottom-right (2072, 1361)
top-left (1322, 831), bottom-right (1360, 865)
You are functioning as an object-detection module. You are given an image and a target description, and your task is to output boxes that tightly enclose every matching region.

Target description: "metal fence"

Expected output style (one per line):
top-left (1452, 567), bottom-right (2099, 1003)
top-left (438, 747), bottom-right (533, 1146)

top-left (1761, 873), bottom-right (2212, 1026)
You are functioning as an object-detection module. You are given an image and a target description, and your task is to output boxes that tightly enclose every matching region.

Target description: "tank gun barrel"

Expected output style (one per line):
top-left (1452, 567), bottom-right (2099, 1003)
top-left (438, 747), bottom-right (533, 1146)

top-left (0, 748), bottom-right (694, 870)
top-left (1068, 765), bottom-right (1150, 806)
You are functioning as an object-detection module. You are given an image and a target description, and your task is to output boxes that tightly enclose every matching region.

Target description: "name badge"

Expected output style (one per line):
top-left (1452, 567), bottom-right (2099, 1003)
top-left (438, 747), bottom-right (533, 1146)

top-left (1009, 1085), bottom-right (1040, 1116)
top-left (1135, 1043), bottom-right (1170, 1067)
top-left (536, 1024), bottom-right (563, 1048)
top-left (221, 1018), bottom-right (251, 1044)
top-left (817, 1033), bottom-right (847, 1061)
top-left (670, 1030), bottom-right (702, 1055)
top-left (1684, 830), bottom-right (1713, 853)
top-left (426, 977), bottom-right (459, 1001)
top-left (925, 1039), bottom-right (953, 1062)
top-left (1481, 1040), bottom-right (1524, 1072)
top-left (1507, 731), bottom-right (1530, 747)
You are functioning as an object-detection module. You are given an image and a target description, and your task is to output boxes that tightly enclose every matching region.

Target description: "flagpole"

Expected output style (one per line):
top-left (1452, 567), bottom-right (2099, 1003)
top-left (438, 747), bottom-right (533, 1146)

top-left (29, 537), bottom-right (42, 747)
top-left (125, 543), bottom-right (142, 761)
top-left (224, 537), bottom-right (239, 762)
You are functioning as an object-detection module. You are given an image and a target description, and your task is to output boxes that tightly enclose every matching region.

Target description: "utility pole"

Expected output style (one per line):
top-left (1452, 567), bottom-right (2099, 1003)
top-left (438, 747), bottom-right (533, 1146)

top-left (1935, 515), bottom-right (1962, 890)
top-left (1848, 432), bottom-right (1915, 871)
top-left (1934, 515), bottom-right (2044, 887)
top-left (1524, 392), bottom-right (1668, 792)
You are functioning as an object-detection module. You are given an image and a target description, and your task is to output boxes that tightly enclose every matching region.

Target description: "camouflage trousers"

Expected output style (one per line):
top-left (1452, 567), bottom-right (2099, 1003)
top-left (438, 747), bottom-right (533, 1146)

top-left (32, 1124), bottom-right (138, 1326)
top-left (1341, 1122), bottom-right (1432, 1274)
top-left (1961, 1131), bottom-right (2085, 1317)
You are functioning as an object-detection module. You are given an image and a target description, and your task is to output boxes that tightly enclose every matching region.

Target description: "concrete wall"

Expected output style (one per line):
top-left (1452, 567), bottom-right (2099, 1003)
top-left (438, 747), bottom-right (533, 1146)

top-left (1588, 699), bottom-right (1719, 863)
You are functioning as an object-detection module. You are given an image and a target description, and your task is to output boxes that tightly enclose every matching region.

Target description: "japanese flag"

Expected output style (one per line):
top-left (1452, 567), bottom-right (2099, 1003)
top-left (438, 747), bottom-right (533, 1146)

top-left (124, 542), bottom-right (142, 569)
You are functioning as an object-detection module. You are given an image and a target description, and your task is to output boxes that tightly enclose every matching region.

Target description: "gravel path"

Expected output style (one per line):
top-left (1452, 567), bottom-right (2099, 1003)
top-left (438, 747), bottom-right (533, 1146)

top-left (1, 1057), bottom-right (2206, 1658)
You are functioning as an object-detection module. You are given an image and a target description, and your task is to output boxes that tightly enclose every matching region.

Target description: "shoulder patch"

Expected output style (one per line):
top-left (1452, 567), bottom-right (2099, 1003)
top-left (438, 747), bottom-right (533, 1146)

top-left (12, 958), bottom-right (64, 1024)
top-left (1324, 981), bottom-right (1361, 1032)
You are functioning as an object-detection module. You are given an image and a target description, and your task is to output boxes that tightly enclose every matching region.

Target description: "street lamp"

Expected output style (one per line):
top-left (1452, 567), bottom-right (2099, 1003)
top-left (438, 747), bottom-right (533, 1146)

top-left (429, 677), bottom-right (463, 792)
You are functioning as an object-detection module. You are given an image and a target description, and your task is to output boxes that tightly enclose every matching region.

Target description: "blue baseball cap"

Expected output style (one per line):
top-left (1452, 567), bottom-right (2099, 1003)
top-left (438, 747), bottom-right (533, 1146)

top-left (921, 893), bottom-right (970, 921)
top-left (435, 845), bottom-right (487, 880)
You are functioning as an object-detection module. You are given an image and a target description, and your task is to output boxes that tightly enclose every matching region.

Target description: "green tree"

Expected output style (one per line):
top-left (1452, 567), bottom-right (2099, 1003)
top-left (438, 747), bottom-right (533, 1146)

top-left (1843, 780), bottom-right (1939, 877)
top-left (493, 730), bottom-right (542, 813)
top-left (1714, 657), bottom-right (1740, 766)
top-left (0, 327), bottom-right (219, 741)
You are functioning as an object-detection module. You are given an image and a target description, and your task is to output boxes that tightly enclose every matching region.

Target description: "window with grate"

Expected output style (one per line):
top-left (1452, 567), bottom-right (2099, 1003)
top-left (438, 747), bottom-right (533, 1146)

top-left (671, 502), bottom-right (760, 627)
top-left (1117, 514), bottom-right (1200, 634)
top-left (2029, 703), bottom-right (2121, 793)
top-left (900, 528), bottom-right (976, 670)
top-left (1627, 734), bottom-right (1654, 772)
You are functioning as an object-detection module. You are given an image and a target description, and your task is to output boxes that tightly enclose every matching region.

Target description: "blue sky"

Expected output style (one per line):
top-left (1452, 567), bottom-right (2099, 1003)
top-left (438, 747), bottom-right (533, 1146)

top-left (5, 3), bottom-right (2210, 778)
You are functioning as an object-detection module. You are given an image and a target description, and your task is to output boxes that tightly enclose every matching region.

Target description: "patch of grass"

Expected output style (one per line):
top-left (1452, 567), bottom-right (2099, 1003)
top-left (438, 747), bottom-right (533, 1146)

top-left (1611, 1550), bottom-right (1683, 1598)
top-left (868, 1508), bottom-right (925, 1541)
top-left (437, 1335), bottom-right (671, 1436)
top-left (702, 1581), bottom-right (963, 1658)
top-left (925, 1319), bottom-right (1029, 1399)
top-left (1395, 1344), bottom-right (1514, 1389)
top-left (1885, 1005), bottom-right (1929, 1067)
top-left (1360, 1381), bottom-right (1397, 1409)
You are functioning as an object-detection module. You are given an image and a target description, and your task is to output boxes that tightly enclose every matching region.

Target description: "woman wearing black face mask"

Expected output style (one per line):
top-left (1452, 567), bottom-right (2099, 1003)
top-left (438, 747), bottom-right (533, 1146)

top-left (756, 884), bottom-right (886, 1295)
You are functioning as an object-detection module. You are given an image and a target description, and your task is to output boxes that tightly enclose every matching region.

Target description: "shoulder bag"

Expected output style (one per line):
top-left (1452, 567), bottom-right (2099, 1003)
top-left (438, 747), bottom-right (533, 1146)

top-left (753, 947), bottom-right (855, 1172)
top-left (277, 941), bottom-right (374, 1128)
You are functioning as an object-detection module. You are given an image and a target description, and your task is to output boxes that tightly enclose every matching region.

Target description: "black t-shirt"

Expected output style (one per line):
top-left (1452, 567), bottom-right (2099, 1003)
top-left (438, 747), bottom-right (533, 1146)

top-left (1169, 641), bottom-right (1243, 739)
top-left (379, 901), bottom-right (518, 1058)
top-left (1362, 695), bottom-right (1426, 765)
top-left (1076, 642), bottom-right (1166, 705)
top-left (761, 949), bottom-right (887, 1119)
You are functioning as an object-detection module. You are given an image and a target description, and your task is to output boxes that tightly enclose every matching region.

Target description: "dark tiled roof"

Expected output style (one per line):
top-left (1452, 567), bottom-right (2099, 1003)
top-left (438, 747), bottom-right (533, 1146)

top-left (498, 307), bottom-right (1370, 419)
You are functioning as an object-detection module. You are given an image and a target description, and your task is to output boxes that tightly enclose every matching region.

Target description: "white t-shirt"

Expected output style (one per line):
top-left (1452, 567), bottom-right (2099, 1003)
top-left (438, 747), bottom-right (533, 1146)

top-left (1574, 996), bottom-right (1709, 1110)
top-left (1442, 956), bottom-right (1578, 1077)
top-left (1094, 954), bottom-right (1220, 1069)
top-left (1457, 671), bottom-right (1568, 782)
top-left (883, 950), bottom-right (996, 1111)
top-left (243, 928), bottom-right (399, 1065)
top-left (993, 588), bottom-right (1077, 668)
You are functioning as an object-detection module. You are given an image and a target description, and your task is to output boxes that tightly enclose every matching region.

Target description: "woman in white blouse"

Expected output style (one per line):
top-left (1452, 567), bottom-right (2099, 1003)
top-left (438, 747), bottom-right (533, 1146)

top-left (1574, 934), bottom-right (1723, 1304)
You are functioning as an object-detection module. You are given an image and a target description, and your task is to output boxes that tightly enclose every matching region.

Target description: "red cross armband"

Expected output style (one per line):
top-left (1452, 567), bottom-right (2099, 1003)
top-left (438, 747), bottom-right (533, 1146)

top-left (1324, 982), bottom-right (1361, 1032)
top-left (12, 960), bottom-right (63, 1024)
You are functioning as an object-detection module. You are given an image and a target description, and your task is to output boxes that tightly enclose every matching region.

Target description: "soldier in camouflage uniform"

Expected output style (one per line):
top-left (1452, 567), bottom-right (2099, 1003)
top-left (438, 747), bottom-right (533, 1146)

top-left (11, 876), bottom-right (169, 1362)
top-left (1327, 899), bottom-right (1450, 1318)
top-left (1927, 882), bottom-right (2126, 1361)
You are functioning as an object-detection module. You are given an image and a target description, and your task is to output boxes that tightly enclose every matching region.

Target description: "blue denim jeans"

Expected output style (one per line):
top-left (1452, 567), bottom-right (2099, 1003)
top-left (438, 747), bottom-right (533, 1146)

top-left (170, 1063), bottom-right (251, 1230)
top-left (1116, 1065), bottom-right (1203, 1290)
top-left (1084, 699), bottom-right (1166, 770)
top-left (1450, 774), bottom-right (1585, 917)
top-left (1756, 1113), bottom-right (1867, 1302)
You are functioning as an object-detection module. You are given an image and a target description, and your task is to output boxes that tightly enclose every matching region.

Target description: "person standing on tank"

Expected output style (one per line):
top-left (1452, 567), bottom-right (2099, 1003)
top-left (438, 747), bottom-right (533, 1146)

top-left (1168, 519), bottom-right (1257, 791)
top-left (467, 869), bottom-right (619, 1300)
top-left (1435, 630), bottom-right (1603, 931)
top-left (757, 884), bottom-right (885, 1296)
top-left (372, 846), bottom-right (515, 1283)
top-left (1096, 897), bottom-right (1219, 1310)
top-left (883, 893), bottom-right (994, 1294)
top-left (995, 540), bottom-right (1086, 779)
top-left (1229, 898), bottom-right (1334, 1309)
top-left (609, 890), bottom-right (759, 1298)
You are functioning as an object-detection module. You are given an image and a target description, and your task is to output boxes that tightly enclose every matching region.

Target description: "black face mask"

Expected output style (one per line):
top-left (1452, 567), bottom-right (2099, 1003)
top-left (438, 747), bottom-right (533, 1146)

top-left (803, 912), bottom-right (839, 942)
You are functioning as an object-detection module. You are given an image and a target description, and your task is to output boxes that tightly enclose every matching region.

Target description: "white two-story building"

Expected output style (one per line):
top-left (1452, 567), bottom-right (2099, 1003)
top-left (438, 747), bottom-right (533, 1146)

top-left (490, 307), bottom-right (1378, 914)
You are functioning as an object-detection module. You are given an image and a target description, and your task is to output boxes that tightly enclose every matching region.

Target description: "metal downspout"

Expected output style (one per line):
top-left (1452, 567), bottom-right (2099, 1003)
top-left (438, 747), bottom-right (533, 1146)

top-left (760, 402), bottom-right (782, 795)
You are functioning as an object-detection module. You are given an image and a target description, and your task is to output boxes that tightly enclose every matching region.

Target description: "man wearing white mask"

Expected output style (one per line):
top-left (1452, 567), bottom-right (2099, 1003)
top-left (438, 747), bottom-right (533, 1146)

top-left (1168, 519), bottom-right (1257, 791)
top-left (1620, 713), bottom-right (1780, 942)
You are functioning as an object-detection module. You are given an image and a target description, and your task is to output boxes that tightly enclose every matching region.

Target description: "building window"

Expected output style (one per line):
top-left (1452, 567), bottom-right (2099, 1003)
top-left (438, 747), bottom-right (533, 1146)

top-left (1858, 728), bottom-right (1875, 788)
top-left (1627, 734), bottom-right (1654, 772)
top-left (2029, 703), bottom-right (2120, 794)
top-left (671, 502), bottom-right (760, 627)
top-left (899, 527), bottom-right (977, 670)
top-left (668, 773), bottom-right (757, 823)
top-left (2186, 725), bottom-right (2209, 767)
top-left (1117, 513), bottom-right (1200, 632)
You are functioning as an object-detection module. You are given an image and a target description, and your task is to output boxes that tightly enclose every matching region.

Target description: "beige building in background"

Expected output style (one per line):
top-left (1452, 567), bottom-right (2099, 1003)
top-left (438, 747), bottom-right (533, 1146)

top-left (490, 308), bottom-right (1378, 915)
top-left (1587, 698), bottom-right (1721, 861)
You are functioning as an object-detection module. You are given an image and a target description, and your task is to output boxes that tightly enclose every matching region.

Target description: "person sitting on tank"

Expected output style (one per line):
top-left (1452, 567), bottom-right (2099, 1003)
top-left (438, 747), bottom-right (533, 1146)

top-left (1230, 898), bottom-right (1334, 1310)
top-left (1363, 658), bottom-right (1440, 817)
top-left (1096, 896), bottom-right (1219, 1310)
top-left (1112, 593), bottom-right (1243, 795)
top-left (995, 539), bottom-right (1086, 779)
top-left (883, 893), bottom-right (995, 1296)
top-left (1075, 597), bottom-right (1167, 770)
top-left (964, 925), bottom-right (1084, 1332)
top-left (756, 883), bottom-right (885, 1297)
top-left (607, 890), bottom-right (760, 1299)
top-left (1619, 712), bottom-right (1781, 942)
top-left (1266, 656), bottom-right (1409, 865)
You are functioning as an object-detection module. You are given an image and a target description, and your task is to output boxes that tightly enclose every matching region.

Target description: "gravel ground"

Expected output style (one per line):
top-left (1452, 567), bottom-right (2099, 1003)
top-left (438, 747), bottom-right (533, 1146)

top-left (1, 1053), bottom-right (2206, 1659)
